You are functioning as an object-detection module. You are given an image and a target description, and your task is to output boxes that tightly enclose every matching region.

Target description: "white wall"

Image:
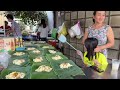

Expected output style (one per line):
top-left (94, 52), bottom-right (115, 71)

top-left (46, 11), bottom-right (54, 32)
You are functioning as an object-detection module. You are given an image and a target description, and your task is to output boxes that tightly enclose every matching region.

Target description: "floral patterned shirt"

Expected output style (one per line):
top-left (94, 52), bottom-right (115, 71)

top-left (86, 25), bottom-right (110, 58)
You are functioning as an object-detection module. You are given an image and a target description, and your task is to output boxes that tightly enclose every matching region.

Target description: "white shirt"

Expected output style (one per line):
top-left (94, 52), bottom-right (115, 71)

top-left (38, 26), bottom-right (49, 38)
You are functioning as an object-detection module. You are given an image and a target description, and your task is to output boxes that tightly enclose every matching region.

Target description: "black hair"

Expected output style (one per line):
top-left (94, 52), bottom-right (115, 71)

top-left (41, 19), bottom-right (46, 28)
top-left (6, 14), bottom-right (14, 20)
top-left (93, 11), bottom-right (97, 23)
top-left (93, 11), bottom-right (106, 23)
top-left (85, 38), bottom-right (98, 60)
top-left (4, 21), bottom-right (8, 24)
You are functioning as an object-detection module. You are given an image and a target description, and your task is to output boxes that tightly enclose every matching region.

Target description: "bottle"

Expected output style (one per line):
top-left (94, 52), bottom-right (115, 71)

top-left (11, 39), bottom-right (15, 51)
top-left (20, 37), bottom-right (23, 47)
top-left (15, 37), bottom-right (19, 48)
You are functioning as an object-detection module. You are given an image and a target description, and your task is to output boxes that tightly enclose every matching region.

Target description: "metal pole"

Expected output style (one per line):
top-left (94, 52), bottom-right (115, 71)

top-left (0, 12), bottom-right (5, 37)
top-left (3, 13), bottom-right (5, 37)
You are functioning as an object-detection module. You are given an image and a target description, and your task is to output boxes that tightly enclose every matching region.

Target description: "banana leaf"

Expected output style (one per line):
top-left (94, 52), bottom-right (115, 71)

top-left (8, 57), bottom-right (30, 67)
top-left (39, 45), bottom-right (55, 50)
top-left (25, 45), bottom-right (38, 49)
top-left (35, 48), bottom-right (59, 56)
top-left (8, 50), bottom-right (14, 55)
top-left (28, 49), bottom-right (44, 56)
top-left (39, 49), bottom-right (63, 56)
top-left (30, 72), bottom-right (58, 79)
top-left (58, 75), bottom-right (74, 79)
top-left (37, 47), bottom-right (45, 51)
top-left (0, 66), bottom-right (30, 79)
top-left (45, 53), bottom-right (69, 63)
top-left (49, 60), bottom-right (85, 78)
top-left (23, 41), bottom-right (33, 46)
top-left (36, 43), bottom-right (49, 47)
top-left (30, 62), bottom-right (58, 79)
top-left (37, 48), bottom-right (48, 56)
top-left (11, 51), bottom-right (28, 58)
top-left (29, 55), bottom-right (49, 65)
top-left (31, 41), bottom-right (46, 44)
top-left (44, 49), bottom-right (62, 55)
top-left (10, 50), bottom-right (27, 55)
top-left (28, 50), bottom-right (45, 60)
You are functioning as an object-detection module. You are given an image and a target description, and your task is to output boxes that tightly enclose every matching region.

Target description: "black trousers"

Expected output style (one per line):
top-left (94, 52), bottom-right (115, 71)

top-left (40, 38), bottom-right (47, 42)
top-left (37, 35), bottom-right (40, 40)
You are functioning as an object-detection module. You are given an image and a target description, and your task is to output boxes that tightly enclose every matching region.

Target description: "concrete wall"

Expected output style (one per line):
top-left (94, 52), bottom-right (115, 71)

top-left (0, 11), bottom-right (7, 26)
top-left (55, 11), bottom-right (120, 66)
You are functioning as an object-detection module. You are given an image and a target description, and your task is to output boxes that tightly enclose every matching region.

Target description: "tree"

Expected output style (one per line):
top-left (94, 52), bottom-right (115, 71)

top-left (5, 11), bottom-right (47, 25)
top-left (18, 21), bottom-right (26, 31)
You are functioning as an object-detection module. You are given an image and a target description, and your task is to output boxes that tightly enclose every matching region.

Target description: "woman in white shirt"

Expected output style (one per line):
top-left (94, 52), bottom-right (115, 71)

top-left (37, 19), bottom-right (49, 42)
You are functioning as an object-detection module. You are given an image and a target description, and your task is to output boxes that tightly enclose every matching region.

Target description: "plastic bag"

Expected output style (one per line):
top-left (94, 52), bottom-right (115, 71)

top-left (0, 50), bottom-right (11, 68)
top-left (69, 21), bottom-right (84, 39)
top-left (51, 28), bottom-right (58, 39)
top-left (58, 22), bottom-right (67, 36)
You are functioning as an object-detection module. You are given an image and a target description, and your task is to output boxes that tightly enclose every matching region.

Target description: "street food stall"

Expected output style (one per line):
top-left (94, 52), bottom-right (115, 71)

top-left (1, 38), bottom-right (120, 79)
top-left (0, 40), bottom-right (85, 79)
top-left (0, 21), bottom-right (85, 79)
top-left (1, 11), bottom-right (120, 79)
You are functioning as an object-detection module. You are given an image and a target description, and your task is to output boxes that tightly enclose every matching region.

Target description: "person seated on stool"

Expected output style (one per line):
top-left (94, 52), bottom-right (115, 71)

top-left (77, 38), bottom-right (108, 72)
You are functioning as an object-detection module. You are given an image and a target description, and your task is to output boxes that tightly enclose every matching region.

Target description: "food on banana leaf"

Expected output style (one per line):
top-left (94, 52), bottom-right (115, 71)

top-left (33, 57), bottom-right (43, 62)
top-left (36, 41), bottom-right (45, 43)
top-left (60, 62), bottom-right (73, 69)
top-left (48, 50), bottom-right (56, 54)
top-left (52, 55), bottom-right (63, 60)
top-left (35, 65), bottom-right (52, 72)
top-left (13, 59), bottom-right (25, 65)
top-left (33, 50), bottom-right (40, 53)
top-left (13, 52), bottom-right (25, 56)
top-left (5, 71), bottom-right (25, 79)
top-left (27, 47), bottom-right (36, 50)
top-left (42, 46), bottom-right (49, 49)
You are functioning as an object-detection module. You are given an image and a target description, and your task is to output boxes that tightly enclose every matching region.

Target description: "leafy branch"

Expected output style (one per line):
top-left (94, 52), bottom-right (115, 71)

top-left (5, 11), bottom-right (47, 25)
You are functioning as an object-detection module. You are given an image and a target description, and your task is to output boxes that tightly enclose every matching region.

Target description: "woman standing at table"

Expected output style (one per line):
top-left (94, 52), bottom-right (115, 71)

top-left (37, 19), bottom-right (49, 42)
top-left (0, 21), bottom-right (11, 30)
top-left (6, 14), bottom-right (22, 37)
top-left (80, 11), bottom-right (114, 58)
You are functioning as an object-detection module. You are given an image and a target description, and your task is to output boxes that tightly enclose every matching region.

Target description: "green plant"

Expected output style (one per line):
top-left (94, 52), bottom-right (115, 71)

top-left (5, 11), bottom-right (48, 25)
top-left (18, 21), bottom-right (26, 31)
top-left (22, 30), bottom-right (29, 36)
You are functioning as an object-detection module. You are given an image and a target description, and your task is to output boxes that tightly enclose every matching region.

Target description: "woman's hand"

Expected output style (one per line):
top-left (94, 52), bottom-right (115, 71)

top-left (76, 50), bottom-right (83, 60)
top-left (93, 59), bottom-right (100, 67)
top-left (76, 50), bottom-right (82, 55)
top-left (94, 46), bottom-right (102, 52)
top-left (6, 31), bottom-right (10, 36)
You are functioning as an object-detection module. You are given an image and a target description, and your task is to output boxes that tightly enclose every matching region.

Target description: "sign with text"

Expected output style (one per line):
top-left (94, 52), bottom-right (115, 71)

top-left (0, 38), bottom-right (15, 51)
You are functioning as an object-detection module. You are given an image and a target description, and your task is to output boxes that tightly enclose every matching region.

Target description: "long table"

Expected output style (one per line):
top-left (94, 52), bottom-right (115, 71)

top-left (0, 41), bottom-right (85, 79)
top-left (74, 60), bottom-right (120, 79)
